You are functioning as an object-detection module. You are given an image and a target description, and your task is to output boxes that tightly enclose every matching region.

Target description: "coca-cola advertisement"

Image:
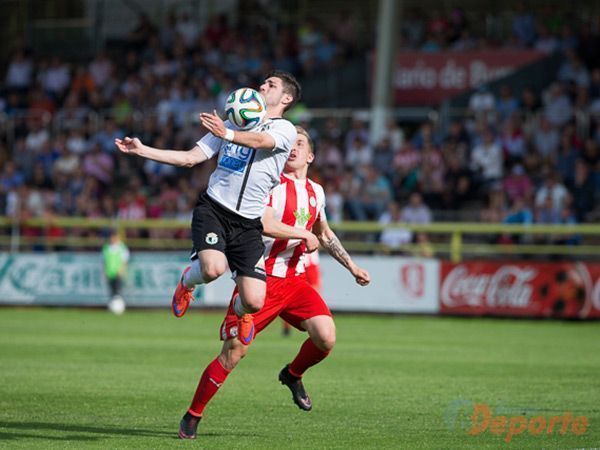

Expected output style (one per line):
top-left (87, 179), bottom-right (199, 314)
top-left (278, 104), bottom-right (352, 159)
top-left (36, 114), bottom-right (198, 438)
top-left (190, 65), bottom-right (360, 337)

top-left (440, 261), bottom-right (600, 319)
top-left (394, 50), bottom-right (545, 105)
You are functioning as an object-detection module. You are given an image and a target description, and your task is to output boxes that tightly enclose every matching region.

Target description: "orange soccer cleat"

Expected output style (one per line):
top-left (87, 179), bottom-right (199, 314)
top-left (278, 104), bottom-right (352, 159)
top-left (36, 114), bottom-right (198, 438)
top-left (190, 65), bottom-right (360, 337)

top-left (172, 266), bottom-right (195, 318)
top-left (237, 314), bottom-right (255, 346)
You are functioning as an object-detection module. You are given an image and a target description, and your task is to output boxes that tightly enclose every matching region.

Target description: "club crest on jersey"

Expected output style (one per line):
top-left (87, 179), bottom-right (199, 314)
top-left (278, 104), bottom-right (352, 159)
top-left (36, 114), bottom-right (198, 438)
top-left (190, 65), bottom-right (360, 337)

top-left (205, 232), bottom-right (219, 245)
top-left (294, 208), bottom-right (312, 226)
top-left (309, 196), bottom-right (317, 207)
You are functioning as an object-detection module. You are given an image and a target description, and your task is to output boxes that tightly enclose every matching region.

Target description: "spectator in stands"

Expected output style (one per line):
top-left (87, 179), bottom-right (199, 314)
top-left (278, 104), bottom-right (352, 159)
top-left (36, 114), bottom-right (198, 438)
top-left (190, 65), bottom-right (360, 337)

top-left (504, 197), bottom-right (533, 225)
top-left (345, 135), bottom-right (372, 167)
top-left (536, 195), bottom-right (561, 224)
top-left (372, 137), bottom-right (395, 179)
top-left (558, 50), bottom-right (590, 90)
top-left (571, 160), bottom-right (596, 222)
top-left (40, 57), bottom-right (71, 101)
top-left (534, 23), bottom-right (559, 54)
top-left (512, 2), bottom-right (536, 47)
top-left (383, 119), bottom-right (405, 151)
top-left (346, 166), bottom-right (391, 221)
top-left (340, 167), bottom-right (361, 220)
top-left (83, 143), bottom-right (114, 189)
top-left (468, 85), bottom-right (496, 120)
top-left (379, 201), bottom-right (412, 249)
top-left (543, 83), bottom-right (572, 127)
top-left (496, 85), bottom-right (520, 122)
top-left (411, 121), bottom-right (440, 150)
top-left (442, 153), bottom-right (472, 209)
top-left (556, 131), bottom-right (579, 187)
top-left (344, 118), bottom-right (369, 149)
top-left (470, 127), bottom-right (503, 192)
top-left (392, 143), bottom-right (420, 195)
top-left (88, 51), bottom-right (113, 89)
top-left (0, 161), bottom-right (25, 194)
top-left (5, 49), bottom-right (33, 91)
top-left (324, 181), bottom-right (343, 223)
top-left (503, 164), bottom-right (532, 204)
top-left (501, 114), bottom-right (526, 165)
top-left (401, 192), bottom-right (432, 224)
top-left (535, 171), bottom-right (570, 211)
top-left (532, 115), bottom-right (560, 161)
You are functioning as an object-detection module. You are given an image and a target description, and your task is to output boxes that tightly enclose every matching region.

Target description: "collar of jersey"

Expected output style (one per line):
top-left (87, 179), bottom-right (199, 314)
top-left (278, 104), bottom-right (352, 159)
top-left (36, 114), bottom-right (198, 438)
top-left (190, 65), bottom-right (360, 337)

top-left (282, 173), bottom-right (307, 183)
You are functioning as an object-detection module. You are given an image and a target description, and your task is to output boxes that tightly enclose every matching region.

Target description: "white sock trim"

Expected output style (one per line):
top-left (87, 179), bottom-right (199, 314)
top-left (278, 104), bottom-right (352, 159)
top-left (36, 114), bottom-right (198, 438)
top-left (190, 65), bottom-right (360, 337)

top-left (184, 259), bottom-right (205, 288)
top-left (233, 294), bottom-right (250, 317)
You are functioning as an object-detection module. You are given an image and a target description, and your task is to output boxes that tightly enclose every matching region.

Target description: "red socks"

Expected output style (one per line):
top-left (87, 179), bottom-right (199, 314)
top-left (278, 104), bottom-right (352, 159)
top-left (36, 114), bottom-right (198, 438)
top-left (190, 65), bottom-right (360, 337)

top-left (188, 358), bottom-right (231, 417)
top-left (289, 338), bottom-right (330, 378)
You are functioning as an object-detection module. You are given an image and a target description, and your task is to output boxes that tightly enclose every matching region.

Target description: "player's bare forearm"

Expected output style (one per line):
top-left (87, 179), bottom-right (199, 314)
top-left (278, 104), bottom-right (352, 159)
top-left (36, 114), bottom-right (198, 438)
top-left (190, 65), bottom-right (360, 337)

top-left (262, 207), bottom-right (318, 251)
top-left (230, 130), bottom-right (276, 151)
top-left (319, 229), bottom-right (355, 272)
top-left (115, 138), bottom-right (208, 168)
top-left (316, 222), bottom-right (370, 285)
top-left (137, 146), bottom-right (205, 167)
top-left (200, 111), bottom-right (275, 150)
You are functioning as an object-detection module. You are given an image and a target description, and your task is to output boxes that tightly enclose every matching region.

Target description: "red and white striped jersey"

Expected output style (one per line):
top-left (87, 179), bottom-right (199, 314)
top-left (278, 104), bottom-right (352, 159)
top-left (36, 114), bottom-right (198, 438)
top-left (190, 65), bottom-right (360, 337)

top-left (264, 174), bottom-right (326, 278)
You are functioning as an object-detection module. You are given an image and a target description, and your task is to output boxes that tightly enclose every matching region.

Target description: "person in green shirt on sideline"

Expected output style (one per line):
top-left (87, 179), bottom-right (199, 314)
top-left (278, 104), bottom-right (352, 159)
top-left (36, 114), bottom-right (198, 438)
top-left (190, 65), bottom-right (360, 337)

top-left (102, 230), bottom-right (130, 305)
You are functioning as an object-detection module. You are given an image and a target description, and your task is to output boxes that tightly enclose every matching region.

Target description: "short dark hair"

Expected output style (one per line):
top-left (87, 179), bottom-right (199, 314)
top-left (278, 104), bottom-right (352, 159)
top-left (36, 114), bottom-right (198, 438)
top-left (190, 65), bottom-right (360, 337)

top-left (265, 70), bottom-right (301, 112)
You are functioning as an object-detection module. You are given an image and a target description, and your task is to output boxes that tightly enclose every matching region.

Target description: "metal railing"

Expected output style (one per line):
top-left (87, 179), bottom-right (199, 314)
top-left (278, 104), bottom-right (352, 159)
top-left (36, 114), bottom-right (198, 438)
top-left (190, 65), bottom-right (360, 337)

top-left (1, 216), bottom-right (599, 262)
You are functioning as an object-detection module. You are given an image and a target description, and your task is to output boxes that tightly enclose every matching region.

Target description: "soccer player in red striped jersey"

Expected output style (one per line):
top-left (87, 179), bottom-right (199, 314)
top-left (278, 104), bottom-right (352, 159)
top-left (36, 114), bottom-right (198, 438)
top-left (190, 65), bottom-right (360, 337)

top-left (178, 126), bottom-right (370, 439)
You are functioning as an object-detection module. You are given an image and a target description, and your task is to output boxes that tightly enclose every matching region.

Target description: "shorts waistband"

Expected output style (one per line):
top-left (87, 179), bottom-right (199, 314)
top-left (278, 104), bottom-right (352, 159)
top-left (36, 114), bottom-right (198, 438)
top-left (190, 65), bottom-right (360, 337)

top-left (202, 192), bottom-right (261, 223)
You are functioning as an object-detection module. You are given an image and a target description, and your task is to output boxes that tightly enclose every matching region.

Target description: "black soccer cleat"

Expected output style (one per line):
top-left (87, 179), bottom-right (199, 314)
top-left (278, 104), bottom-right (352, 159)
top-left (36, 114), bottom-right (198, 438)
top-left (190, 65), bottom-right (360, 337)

top-left (278, 364), bottom-right (312, 411)
top-left (178, 412), bottom-right (201, 439)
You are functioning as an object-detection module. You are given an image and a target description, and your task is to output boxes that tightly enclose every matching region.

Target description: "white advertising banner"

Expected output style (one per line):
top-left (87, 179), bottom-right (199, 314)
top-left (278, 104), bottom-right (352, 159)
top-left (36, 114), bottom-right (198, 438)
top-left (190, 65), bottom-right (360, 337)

top-left (0, 253), bottom-right (440, 313)
top-left (319, 255), bottom-right (440, 313)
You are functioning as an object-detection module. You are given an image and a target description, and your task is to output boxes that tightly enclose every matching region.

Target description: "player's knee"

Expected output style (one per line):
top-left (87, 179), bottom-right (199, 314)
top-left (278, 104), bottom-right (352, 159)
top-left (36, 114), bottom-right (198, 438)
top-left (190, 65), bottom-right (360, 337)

top-left (242, 292), bottom-right (264, 313)
top-left (313, 329), bottom-right (336, 352)
top-left (202, 263), bottom-right (227, 281)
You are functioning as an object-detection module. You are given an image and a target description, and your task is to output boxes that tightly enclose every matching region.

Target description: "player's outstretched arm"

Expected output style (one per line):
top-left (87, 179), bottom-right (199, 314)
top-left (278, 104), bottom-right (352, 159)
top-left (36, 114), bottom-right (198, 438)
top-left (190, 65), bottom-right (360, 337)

top-left (262, 206), bottom-right (319, 252)
top-left (313, 220), bottom-right (370, 286)
top-left (200, 111), bottom-right (276, 150)
top-left (115, 137), bottom-right (209, 168)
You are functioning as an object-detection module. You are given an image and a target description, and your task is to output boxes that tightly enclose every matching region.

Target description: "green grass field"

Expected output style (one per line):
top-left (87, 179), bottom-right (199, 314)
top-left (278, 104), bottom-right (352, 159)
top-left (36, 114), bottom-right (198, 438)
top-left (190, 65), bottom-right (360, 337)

top-left (0, 308), bottom-right (599, 449)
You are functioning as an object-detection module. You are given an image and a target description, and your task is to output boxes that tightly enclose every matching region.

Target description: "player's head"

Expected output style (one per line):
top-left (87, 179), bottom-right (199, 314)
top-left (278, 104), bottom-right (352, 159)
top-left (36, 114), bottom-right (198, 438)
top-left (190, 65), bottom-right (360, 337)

top-left (285, 126), bottom-right (314, 172)
top-left (260, 70), bottom-right (301, 113)
top-left (109, 229), bottom-right (122, 243)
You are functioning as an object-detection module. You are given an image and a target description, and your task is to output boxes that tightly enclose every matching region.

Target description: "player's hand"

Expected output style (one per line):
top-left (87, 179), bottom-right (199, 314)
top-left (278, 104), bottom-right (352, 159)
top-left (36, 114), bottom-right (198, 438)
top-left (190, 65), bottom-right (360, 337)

top-left (115, 137), bottom-right (144, 155)
top-left (303, 232), bottom-right (319, 253)
top-left (200, 110), bottom-right (227, 138)
top-left (351, 266), bottom-right (370, 286)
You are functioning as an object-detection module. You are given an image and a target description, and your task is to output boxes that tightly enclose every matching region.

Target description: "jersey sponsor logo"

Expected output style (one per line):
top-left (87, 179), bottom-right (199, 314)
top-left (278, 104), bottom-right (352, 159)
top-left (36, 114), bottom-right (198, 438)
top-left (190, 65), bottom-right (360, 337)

top-left (205, 232), bottom-right (219, 245)
top-left (294, 208), bottom-right (312, 226)
top-left (218, 143), bottom-right (253, 173)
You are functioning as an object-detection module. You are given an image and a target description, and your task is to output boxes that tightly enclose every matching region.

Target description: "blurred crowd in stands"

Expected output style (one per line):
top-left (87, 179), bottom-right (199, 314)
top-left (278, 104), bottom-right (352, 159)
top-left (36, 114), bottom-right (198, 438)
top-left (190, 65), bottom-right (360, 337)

top-left (0, 4), bottom-right (599, 249)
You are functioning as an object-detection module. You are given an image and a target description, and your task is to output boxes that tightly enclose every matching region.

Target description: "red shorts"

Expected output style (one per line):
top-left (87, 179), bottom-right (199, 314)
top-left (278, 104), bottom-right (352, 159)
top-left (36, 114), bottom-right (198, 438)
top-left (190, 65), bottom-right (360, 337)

top-left (304, 264), bottom-right (322, 292)
top-left (219, 274), bottom-right (332, 341)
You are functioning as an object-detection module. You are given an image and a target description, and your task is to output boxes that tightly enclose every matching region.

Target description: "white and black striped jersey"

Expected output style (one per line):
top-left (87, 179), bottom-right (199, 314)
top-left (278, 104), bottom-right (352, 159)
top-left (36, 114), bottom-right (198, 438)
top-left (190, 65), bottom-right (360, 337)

top-left (197, 118), bottom-right (297, 219)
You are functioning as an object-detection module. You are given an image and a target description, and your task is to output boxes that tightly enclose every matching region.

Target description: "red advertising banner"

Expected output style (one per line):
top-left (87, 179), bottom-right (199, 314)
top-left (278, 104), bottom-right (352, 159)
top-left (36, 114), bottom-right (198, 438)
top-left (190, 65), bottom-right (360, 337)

top-left (440, 261), bottom-right (600, 319)
top-left (394, 50), bottom-right (545, 105)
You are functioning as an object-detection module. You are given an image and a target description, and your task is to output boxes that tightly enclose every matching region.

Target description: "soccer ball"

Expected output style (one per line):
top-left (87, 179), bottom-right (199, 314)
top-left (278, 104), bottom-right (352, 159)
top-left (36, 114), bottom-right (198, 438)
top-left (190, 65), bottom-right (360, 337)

top-left (108, 295), bottom-right (126, 315)
top-left (224, 88), bottom-right (267, 130)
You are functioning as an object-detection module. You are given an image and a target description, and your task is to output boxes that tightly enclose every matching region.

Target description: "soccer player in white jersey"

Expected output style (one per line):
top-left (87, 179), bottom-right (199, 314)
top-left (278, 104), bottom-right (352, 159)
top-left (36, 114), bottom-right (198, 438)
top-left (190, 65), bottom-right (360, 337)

top-left (177, 126), bottom-right (370, 439)
top-left (115, 71), bottom-right (307, 344)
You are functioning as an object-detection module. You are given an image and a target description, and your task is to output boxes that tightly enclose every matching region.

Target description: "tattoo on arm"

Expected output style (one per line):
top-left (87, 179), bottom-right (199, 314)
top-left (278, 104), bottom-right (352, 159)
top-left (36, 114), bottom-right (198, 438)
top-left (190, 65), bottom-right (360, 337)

top-left (322, 234), bottom-right (353, 271)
